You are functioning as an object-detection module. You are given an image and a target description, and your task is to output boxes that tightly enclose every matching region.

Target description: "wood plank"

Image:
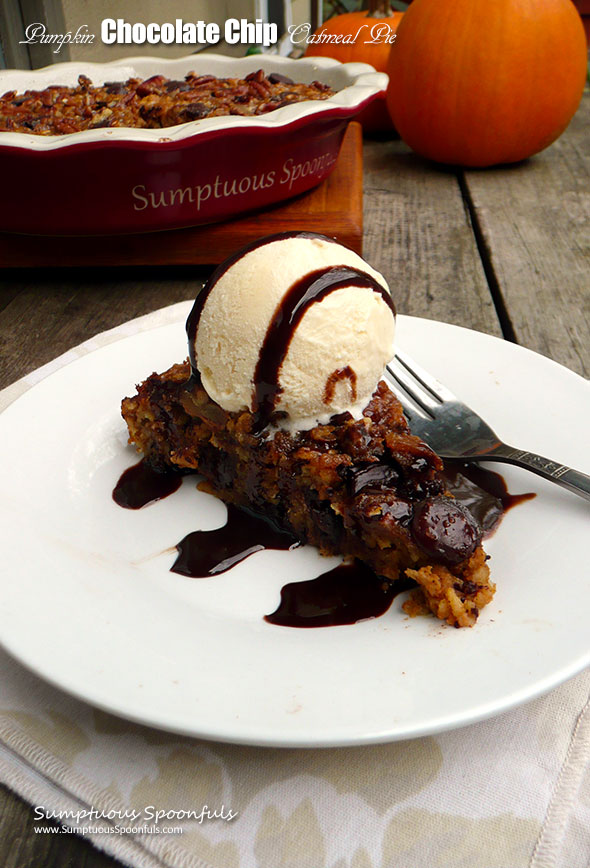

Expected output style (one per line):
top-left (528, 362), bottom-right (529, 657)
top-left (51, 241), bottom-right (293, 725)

top-left (461, 92), bottom-right (590, 378)
top-left (362, 137), bottom-right (502, 337)
top-left (0, 784), bottom-right (122, 868)
top-left (18, 0), bottom-right (71, 67)
top-left (0, 0), bottom-right (32, 69)
top-left (0, 123), bottom-right (363, 268)
top-left (0, 266), bottom-right (205, 390)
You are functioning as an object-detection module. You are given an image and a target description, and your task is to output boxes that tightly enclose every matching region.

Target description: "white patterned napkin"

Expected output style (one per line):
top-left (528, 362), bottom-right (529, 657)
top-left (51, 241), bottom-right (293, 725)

top-left (1, 304), bottom-right (589, 868)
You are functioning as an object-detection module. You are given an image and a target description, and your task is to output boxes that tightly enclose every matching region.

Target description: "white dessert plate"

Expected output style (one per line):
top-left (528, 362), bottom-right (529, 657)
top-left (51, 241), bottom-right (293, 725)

top-left (0, 309), bottom-right (589, 747)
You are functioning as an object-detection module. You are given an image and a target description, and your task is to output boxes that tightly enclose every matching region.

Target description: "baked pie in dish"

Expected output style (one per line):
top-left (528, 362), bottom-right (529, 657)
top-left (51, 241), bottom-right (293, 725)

top-left (121, 233), bottom-right (495, 628)
top-left (0, 69), bottom-right (334, 136)
top-left (0, 55), bottom-right (386, 234)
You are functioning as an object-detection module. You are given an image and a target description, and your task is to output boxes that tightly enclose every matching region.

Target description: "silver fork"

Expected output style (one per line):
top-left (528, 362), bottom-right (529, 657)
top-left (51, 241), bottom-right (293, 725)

top-left (385, 350), bottom-right (590, 502)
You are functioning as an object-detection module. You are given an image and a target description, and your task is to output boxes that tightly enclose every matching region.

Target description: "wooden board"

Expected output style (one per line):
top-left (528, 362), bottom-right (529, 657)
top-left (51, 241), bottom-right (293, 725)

top-left (0, 122), bottom-right (362, 268)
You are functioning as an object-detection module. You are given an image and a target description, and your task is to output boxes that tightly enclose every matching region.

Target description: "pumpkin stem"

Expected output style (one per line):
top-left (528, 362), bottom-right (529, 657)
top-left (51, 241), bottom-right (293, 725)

top-left (366, 0), bottom-right (396, 17)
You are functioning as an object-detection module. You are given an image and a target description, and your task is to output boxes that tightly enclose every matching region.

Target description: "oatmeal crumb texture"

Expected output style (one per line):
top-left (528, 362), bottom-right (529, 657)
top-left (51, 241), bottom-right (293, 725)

top-left (121, 362), bottom-right (495, 628)
top-left (0, 70), bottom-right (334, 135)
top-left (405, 548), bottom-right (496, 628)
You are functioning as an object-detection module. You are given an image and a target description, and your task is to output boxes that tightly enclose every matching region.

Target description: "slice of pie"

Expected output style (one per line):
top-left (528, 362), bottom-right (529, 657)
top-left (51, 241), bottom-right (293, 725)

top-left (121, 233), bottom-right (495, 628)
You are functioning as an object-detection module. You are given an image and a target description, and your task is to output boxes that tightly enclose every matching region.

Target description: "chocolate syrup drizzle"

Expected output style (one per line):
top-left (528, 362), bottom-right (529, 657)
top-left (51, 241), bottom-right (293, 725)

top-left (185, 232), bottom-right (396, 432)
top-left (186, 231), bottom-right (338, 374)
top-left (324, 366), bottom-right (357, 405)
top-left (251, 265), bottom-right (395, 433)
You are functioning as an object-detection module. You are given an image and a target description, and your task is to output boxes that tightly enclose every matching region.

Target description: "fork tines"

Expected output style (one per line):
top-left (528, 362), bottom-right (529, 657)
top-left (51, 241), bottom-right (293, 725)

top-left (385, 351), bottom-right (456, 422)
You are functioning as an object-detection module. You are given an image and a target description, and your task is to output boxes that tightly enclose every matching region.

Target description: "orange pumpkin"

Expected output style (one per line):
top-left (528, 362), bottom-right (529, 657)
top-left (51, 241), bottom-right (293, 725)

top-left (386, 0), bottom-right (588, 167)
top-left (305, 1), bottom-right (404, 130)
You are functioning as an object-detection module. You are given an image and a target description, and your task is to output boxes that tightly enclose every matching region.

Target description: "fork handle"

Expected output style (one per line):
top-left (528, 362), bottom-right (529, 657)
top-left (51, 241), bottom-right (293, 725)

top-left (489, 445), bottom-right (590, 502)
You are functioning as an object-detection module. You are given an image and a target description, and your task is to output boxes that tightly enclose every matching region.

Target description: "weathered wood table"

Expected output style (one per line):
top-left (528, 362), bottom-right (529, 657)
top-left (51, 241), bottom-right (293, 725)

top-left (0, 93), bottom-right (587, 867)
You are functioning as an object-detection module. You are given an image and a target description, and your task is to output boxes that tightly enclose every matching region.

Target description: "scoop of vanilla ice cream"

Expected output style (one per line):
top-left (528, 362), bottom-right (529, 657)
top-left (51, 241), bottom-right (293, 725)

top-left (192, 234), bottom-right (395, 432)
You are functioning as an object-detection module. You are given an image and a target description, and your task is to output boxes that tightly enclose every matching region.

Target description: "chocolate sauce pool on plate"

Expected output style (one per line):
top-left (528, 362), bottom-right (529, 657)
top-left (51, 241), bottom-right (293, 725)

top-left (264, 562), bottom-right (415, 628)
top-left (172, 504), bottom-right (299, 577)
top-left (442, 460), bottom-right (536, 537)
top-left (112, 459), bottom-right (181, 509)
top-left (113, 459), bottom-right (534, 626)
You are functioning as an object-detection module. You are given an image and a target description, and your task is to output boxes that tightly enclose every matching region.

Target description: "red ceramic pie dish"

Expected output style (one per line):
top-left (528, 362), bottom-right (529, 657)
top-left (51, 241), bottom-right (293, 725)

top-left (0, 54), bottom-right (387, 235)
